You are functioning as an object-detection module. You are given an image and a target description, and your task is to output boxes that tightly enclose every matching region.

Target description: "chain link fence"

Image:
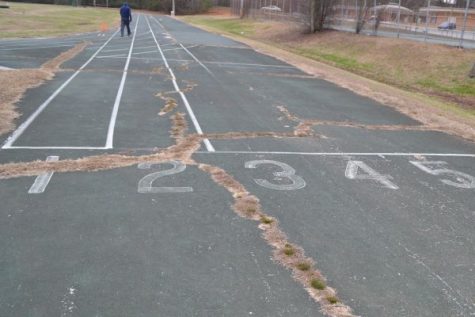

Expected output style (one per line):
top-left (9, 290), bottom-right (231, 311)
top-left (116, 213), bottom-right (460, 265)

top-left (231, 0), bottom-right (475, 47)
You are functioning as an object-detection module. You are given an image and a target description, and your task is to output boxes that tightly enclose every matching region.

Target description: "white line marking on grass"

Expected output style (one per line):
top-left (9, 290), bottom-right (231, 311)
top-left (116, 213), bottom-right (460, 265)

top-left (179, 43), bottom-right (214, 76)
top-left (28, 156), bottom-right (59, 194)
top-left (146, 16), bottom-right (215, 152)
top-left (2, 28), bottom-right (120, 150)
top-left (195, 151), bottom-right (475, 157)
top-left (105, 16), bottom-right (140, 149)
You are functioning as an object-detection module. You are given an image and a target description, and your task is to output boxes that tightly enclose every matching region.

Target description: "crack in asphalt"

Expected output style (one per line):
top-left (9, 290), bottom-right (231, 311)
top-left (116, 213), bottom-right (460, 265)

top-left (0, 108), bottom-right (356, 316)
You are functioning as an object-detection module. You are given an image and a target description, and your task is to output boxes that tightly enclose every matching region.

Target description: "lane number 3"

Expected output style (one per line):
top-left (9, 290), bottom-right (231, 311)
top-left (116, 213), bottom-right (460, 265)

top-left (245, 160), bottom-right (306, 190)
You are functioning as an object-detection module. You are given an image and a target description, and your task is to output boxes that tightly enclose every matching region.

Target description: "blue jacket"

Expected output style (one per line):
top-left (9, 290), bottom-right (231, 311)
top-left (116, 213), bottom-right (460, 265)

top-left (120, 4), bottom-right (132, 22)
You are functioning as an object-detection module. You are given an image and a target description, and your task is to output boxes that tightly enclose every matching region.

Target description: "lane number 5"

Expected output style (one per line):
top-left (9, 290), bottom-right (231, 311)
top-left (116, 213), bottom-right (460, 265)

top-left (410, 161), bottom-right (475, 189)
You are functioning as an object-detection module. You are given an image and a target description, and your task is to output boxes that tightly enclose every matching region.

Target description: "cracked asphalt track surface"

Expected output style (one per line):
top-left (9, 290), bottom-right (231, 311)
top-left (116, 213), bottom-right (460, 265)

top-left (1, 13), bottom-right (475, 317)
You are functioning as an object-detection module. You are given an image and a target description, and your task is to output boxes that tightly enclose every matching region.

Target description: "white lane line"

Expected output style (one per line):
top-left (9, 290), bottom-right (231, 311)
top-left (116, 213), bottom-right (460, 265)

top-left (0, 44), bottom-right (75, 51)
top-left (145, 16), bottom-right (215, 152)
top-left (6, 146), bottom-right (107, 150)
top-left (0, 66), bottom-right (13, 70)
top-left (179, 43), bottom-right (214, 76)
top-left (132, 50), bottom-right (159, 56)
top-left (28, 156), bottom-right (59, 194)
top-left (96, 54), bottom-right (128, 59)
top-left (2, 28), bottom-right (120, 150)
top-left (204, 61), bottom-right (295, 69)
top-left (105, 15), bottom-right (140, 149)
top-left (102, 45), bottom-right (157, 52)
top-left (195, 151), bottom-right (475, 157)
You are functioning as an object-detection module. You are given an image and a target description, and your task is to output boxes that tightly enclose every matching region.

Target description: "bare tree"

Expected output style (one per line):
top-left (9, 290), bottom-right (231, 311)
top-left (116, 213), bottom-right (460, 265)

top-left (309, 0), bottom-right (333, 32)
top-left (355, 0), bottom-right (369, 33)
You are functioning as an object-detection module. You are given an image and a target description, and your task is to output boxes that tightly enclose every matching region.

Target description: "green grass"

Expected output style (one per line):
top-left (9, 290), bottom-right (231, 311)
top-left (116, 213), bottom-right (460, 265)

top-left (417, 78), bottom-right (475, 97)
top-left (293, 48), bottom-right (374, 73)
top-left (0, 2), bottom-right (119, 38)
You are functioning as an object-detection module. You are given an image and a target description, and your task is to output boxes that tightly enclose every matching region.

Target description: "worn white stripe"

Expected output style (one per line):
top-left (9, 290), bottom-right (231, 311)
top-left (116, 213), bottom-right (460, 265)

top-left (0, 44), bottom-right (74, 51)
top-left (102, 45), bottom-right (157, 53)
top-left (195, 151), bottom-right (475, 157)
top-left (179, 43), bottom-right (214, 76)
top-left (105, 16), bottom-right (140, 149)
top-left (28, 156), bottom-right (59, 194)
top-left (2, 28), bottom-right (120, 149)
top-left (146, 16), bottom-right (215, 152)
top-left (204, 61), bottom-right (295, 69)
top-left (6, 146), bottom-right (108, 150)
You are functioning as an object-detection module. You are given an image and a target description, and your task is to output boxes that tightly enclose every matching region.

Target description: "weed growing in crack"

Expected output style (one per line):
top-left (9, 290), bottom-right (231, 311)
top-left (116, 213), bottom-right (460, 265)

top-left (310, 278), bottom-right (326, 290)
top-left (283, 244), bottom-right (295, 256)
top-left (260, 216), bottom-right (274, 224)
top-left (246, 206), bottom-right (257, 214)
top-left (326, 295), bottom-right (339, 304)
top-left (296, 262), bottom-right (311, 271)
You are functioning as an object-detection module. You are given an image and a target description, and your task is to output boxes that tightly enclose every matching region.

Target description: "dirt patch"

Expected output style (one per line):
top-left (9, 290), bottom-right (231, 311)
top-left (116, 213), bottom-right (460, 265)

top-left (159, 97), bottom-right (178, 116)
top-left (277, 105), bottom-right (436, 132)
top-left (0, 42), bottom-right (88, 136)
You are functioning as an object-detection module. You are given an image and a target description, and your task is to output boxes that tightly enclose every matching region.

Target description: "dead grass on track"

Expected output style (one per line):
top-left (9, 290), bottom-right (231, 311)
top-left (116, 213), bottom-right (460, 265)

top-left (0, 109), bottom-right (359, 317)
top-left (0, 42), bottom-right (88, 136)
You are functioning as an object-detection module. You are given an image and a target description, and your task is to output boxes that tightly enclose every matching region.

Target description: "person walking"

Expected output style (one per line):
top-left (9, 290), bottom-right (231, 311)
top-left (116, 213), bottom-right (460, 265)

top-left (120, 2), bottom-right (132, 37)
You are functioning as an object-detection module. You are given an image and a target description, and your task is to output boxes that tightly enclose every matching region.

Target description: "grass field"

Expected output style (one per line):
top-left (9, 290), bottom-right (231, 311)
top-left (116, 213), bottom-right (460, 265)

top-left (0, 2), bottom-right (119, 38)
top-left (182, 13), bottom-right (475, 116)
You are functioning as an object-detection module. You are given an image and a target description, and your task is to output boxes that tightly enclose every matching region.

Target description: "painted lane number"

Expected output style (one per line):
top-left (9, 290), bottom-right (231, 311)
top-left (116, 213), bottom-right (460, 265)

top-left (410, 161), bottom-right (475, 189)
top-left (345, 160), bottom-right (399, 190)
top-left (137, 160), bottom-right (193, 193)
top-left (244, 160), bottom-right (306, 190)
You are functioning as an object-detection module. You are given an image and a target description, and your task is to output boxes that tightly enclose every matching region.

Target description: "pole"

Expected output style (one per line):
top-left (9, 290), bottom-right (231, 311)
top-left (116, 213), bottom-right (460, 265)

top-left (424, 0), bottom-right (430, 42)
top-left (396, 0), bottom-right (401, 38)
top-left (171, 0), bottom-right (175, 16)
top-left (458, 0), bottom-right (470, 47)
top-left (373, 0), bottom-right (376, 34)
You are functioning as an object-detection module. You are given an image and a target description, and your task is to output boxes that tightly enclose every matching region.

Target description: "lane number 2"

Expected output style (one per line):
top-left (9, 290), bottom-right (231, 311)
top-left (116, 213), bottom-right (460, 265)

top-left (137, 161), bottom-right (194, 193)
top-left (244, 160), bottom-right (306, 190)
top-left (410, 161), bottom-right (475, 189)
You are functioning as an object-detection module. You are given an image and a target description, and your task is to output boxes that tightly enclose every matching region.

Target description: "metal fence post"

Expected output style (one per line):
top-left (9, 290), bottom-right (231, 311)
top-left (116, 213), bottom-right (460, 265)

top-left (424, 0), bottom-right (430, 42)
top-left (396, 0), bottom-right (401, 38)
top-left (458, 0), bottom-right (471, 47)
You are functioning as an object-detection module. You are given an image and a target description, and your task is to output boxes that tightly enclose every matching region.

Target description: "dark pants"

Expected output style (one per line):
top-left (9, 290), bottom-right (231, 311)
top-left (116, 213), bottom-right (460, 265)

top-left (121, 19), bottom-right (131, 37)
